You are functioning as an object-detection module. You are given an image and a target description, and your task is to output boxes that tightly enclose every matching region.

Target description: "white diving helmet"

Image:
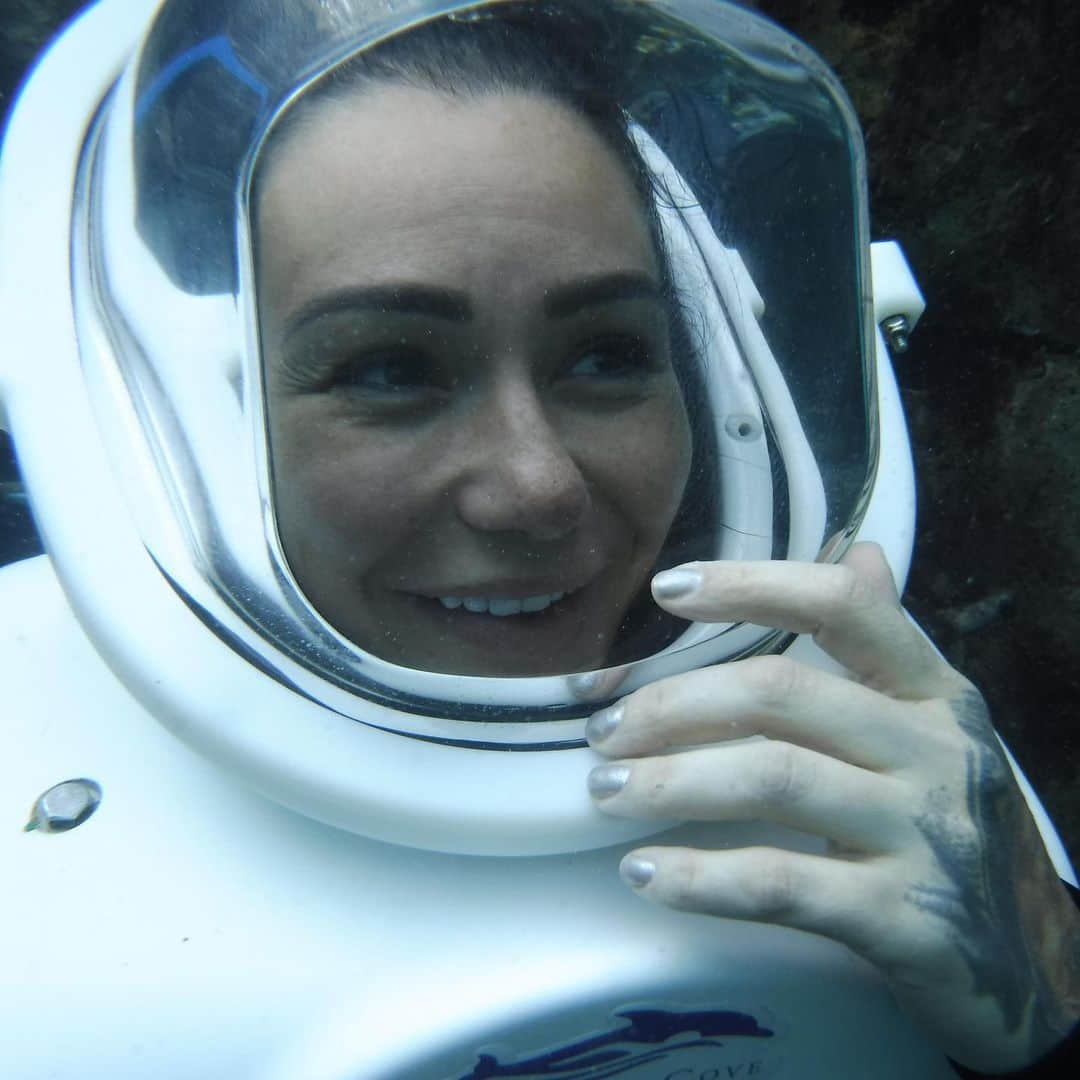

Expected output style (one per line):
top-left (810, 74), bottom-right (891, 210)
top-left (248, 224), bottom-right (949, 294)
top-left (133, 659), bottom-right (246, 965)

top-left (0, 0), bottom-right (924, 854)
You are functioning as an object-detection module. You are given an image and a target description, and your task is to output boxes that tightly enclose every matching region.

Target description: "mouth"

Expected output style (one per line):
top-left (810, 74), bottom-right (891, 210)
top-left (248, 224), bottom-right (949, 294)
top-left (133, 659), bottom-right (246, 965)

top-left (407, 570), bottom-right (595, 616)
top-left (382, 569), bottom-right (626, 675)
top-left (434, 591), bottom-right (567, 616)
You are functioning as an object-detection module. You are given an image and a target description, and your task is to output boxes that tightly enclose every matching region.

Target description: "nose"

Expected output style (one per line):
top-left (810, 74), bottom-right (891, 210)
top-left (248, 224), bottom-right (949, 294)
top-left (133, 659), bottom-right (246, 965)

top-left (454, 380), bottom-right (589, 541)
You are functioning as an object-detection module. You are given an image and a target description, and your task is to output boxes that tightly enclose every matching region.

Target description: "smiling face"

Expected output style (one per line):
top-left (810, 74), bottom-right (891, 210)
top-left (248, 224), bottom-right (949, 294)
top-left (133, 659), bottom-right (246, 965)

top-left (255, 85), bottom-right (692, 676)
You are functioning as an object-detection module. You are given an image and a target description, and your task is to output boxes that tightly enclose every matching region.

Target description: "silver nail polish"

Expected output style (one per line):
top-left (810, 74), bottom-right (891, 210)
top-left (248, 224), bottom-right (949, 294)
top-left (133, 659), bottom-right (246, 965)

top-left (567, 670), bottom-right (604, 699)
top-left (567, 666), bottom-right (630, 703)
top-left (652, 567), bottom-right (701, 600)
top-left (585, 703), bottom-right (622, 743)
top-left (587, 764), bottom-right (630, 798)
top-left (621, 856), bottom-right (655, 888)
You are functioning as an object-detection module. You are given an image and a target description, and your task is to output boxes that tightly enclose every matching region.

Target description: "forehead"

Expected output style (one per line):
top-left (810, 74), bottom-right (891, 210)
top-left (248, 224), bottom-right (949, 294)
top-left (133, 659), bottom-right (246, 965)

top-left (253, 85), bottom-right (659, 318)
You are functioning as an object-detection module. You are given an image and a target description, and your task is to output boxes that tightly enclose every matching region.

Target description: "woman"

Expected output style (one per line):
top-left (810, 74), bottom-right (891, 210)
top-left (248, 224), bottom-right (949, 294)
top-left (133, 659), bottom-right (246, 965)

top-left (250, 14), bottom-right (1079, 1072)
top-left (0, 1), bottom-right (1074, 1075)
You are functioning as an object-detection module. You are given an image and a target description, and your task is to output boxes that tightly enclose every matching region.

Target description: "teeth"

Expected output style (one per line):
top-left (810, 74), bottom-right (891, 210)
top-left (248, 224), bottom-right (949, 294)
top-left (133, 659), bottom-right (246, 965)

top-left (437, 591), bottom-right (566, 616)
top-left (521, 593), bottom-right (560, 613)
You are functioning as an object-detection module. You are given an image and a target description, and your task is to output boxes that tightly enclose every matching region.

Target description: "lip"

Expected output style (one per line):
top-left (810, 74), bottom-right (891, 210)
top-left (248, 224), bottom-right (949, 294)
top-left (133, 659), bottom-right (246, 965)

top-left (370, 554), bottom-right (635, 673)
top-left (388, 577), bottom-right (607, 675)
top-left (403, 557), bottom-right (609, 600)
top-left (406, 572), bottom-right (598, 602)
top-left (404, 580), bottom-right (589, 636)
top-left (372, 549), bottom-right (624, 672)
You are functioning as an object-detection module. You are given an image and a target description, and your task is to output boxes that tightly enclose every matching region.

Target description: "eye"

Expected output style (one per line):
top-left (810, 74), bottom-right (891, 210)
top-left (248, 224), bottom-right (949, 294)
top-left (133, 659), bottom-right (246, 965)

top-left (564, 336), bottom-right (656, 381)
top-left (333, 348), bottom-right (444, 395)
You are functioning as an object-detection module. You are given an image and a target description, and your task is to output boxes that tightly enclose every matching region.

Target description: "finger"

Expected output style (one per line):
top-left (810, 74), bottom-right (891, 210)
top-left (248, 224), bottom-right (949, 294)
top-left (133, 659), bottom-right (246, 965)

top-left (588, 739), bottom-right (909, 852)
top-left (566, 664), bottom-right (631, 703)
top-left (620, 844), bottom-right (891, 960)
top-left (650, 543), bottom-right (960, 698)
top-left (586, 654), bottom-right (926, 770)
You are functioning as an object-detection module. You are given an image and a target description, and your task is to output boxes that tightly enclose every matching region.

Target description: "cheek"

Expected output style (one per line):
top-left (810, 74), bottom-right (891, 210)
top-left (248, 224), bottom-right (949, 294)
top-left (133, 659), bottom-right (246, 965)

top-left (267, 401), bottom-right (429, 569)
top-left (584, 390), bottom-right (692, 536)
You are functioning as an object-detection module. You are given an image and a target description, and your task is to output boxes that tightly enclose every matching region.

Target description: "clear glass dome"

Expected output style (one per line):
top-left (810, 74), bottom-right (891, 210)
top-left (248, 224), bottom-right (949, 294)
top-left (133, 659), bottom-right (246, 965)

top-left (73, 0), bottom-right (876, 735)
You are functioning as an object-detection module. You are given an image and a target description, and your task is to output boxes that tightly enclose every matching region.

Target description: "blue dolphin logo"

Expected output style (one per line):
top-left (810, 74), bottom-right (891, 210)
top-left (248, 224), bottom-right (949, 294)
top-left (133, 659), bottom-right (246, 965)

top-left (462, 1007), bottom-right (774, 1079)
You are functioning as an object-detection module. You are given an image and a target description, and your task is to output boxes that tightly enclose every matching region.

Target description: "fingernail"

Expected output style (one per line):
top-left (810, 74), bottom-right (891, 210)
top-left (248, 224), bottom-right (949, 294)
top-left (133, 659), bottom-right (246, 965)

top-left (567, 670), bottom-right (604, 699)
top-left (568, 667), bottom-right (629, 702)
top-left (585, 703), bottom-right (622, 744)
top-left (652, 567), bottom-right (701, 601)
top-left (588, 764), bottom-right (630, 798)
top-left (620, 855), bottom-right (655, 888)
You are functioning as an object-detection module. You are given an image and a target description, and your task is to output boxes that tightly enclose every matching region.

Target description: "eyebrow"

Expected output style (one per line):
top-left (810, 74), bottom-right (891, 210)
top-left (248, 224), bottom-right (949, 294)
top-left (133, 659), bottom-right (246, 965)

top-left (279, 271), bottom-right (663, 342)
top-left (544, 272), bottom-right (664, 317)
top-left (282, 284), bottom-right (471, 341)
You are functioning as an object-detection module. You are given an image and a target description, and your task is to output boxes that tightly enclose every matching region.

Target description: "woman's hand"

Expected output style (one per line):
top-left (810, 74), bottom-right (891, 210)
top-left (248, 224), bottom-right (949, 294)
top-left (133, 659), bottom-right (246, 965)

top-left (586, 543), bottom-right (1079, 1073)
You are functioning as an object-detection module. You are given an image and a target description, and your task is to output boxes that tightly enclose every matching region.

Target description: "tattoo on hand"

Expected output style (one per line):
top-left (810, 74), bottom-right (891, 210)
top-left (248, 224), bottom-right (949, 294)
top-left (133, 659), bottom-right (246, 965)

top-left (906, 690), bottom-right (1079, 1058)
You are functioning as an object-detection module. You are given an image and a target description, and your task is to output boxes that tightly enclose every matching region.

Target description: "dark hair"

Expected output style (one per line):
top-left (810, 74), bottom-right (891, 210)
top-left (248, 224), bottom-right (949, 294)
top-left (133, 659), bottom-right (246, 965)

top-left (260, 14), bottom-right (670, 283)
top-left (256, 9), bottom-right (719, 658)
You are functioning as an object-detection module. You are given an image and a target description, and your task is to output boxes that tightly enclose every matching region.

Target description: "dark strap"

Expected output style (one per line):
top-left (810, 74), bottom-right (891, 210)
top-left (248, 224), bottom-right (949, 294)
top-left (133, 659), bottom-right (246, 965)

top-left (950, 880), bottom-right (1079, 1077)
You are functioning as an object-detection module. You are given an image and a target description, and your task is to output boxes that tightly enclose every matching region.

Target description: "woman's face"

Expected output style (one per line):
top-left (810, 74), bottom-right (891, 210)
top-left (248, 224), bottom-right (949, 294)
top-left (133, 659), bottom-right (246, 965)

top-left (255, 85), bottom-right (692, 676)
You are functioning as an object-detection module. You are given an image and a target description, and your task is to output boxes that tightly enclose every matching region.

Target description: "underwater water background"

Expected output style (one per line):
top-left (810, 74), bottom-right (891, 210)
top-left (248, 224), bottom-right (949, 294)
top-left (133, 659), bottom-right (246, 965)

top-left (1, 0), bottom-right (1077, 869)
top-left (749, 0), bottom-right (1080, 873)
